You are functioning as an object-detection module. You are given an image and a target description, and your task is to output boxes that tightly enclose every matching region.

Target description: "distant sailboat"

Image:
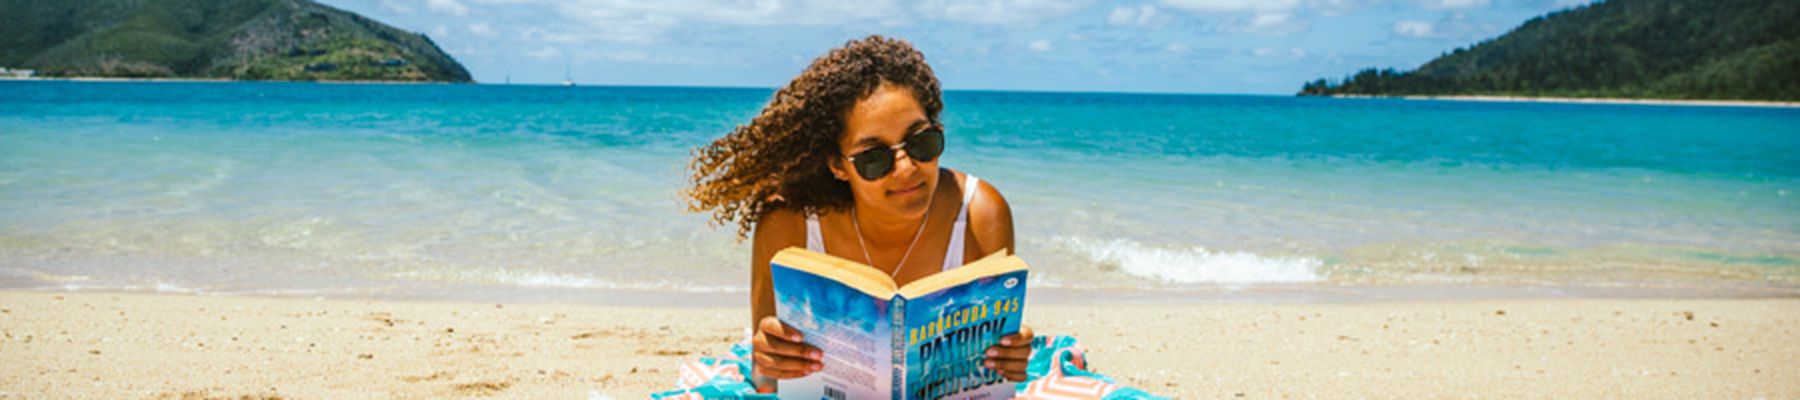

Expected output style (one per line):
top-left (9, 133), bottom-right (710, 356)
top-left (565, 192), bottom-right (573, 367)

top-left (561, 58), bottom-right (575, 87)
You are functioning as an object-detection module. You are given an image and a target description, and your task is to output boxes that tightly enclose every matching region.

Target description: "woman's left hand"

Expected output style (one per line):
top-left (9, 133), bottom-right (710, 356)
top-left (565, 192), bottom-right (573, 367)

top-left (983, 324), bottom-right (1034, 381)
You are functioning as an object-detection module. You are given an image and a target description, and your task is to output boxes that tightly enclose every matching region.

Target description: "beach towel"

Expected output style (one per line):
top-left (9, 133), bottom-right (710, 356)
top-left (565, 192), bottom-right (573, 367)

top-left (648, 335), bottom-right (1165, 400)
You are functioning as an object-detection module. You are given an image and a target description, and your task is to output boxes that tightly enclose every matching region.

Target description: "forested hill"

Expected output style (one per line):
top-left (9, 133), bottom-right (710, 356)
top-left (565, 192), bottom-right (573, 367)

top-left (0, 0), bottom-right (472, 82)
top-left (1299, 0), bottom-right (1799, 101)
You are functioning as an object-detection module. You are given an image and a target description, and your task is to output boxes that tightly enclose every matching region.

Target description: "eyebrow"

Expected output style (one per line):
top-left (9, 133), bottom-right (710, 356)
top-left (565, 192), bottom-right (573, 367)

top-left (852, 118), bottom-right (932, 148)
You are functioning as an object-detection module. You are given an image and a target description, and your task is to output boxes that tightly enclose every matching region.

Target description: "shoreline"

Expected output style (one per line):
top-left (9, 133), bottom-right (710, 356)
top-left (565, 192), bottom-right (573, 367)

top-left (0, 76), bottom-right (463, 85)
top-left (7, 279), bottom-right (1793, 308)
top-left (3, 290), bottom-right (1795, 399)
top-left (11, 78), bottom-right (1793, 105)
top-left (1330, 94), bottom-right (1800, 108)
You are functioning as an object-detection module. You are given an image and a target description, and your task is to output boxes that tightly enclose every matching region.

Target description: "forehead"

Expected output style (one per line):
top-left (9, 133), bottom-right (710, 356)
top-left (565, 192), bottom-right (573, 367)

top-left (841, 83), bottom-right (927, 148)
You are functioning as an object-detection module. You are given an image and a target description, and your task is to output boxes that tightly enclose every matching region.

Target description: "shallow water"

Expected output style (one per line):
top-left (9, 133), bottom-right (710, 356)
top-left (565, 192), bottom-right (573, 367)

top-left (1, 81), bottom-right (1795, 301)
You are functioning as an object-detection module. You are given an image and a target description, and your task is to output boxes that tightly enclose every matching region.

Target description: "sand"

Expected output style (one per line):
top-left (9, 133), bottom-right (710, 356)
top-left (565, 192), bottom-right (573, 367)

top-left (2, 291), bottom-right (1795, 399)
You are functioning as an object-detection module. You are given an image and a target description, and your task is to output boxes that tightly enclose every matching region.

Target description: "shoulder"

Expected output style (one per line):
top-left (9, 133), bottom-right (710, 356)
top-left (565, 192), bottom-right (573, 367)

top-left (962, 173), bottom-right (1014, 255)
top-left (966, 176), bottom-right (1010, 223)
top-left (752, 207), bottom-right (807, 254)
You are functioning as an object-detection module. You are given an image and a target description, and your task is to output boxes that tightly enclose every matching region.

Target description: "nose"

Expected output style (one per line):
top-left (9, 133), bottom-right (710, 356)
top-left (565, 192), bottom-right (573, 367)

top-left (890, 146), bottom-right (918, 177)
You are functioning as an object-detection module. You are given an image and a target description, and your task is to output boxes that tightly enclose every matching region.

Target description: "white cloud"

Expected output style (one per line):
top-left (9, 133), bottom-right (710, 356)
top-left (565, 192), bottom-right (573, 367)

top-left (1159, 0), bottom-right (1308, 35)
top-left (1107, 5), bottom-right (1165, 27)
top-left (486, 0), bottom-right (908, 44)
top-left (464, 0), bottom-right (1095, 44)
top-left (1391, 12), bottom-right (1495, 40)
top-left (379, 0), bottom-right (415, 14)
top-left (1028, 39), bottom-right (1053, 52)
top-left (915, 0), bottom-right (1090, 25)
top-left (1393, 20), bottom-right (1435, 38)
top-left (468, 23), bottom-right (498, 37)
top-left (1247, 47), bottom-right (1307, 59)
top-left (551, 0), bottom-right (902, 27)
top-left (1159, 0), bottom-right (1299, 13)
top-left (426, 0), bottom-right (469, 16)
top-left (1416, 0), bottom-right (1489, 10)
top-left (523, 47), bottom-right (562, 59)
top-left (1306, 0), bottom-right (1374, 16)
top-left (1218, 11), bottom-right (1309, 34)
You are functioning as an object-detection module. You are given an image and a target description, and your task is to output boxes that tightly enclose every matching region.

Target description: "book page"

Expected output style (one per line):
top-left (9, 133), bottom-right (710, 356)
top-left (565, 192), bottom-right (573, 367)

top-left (900, 269), bottom-right (1028, 400)
top-left (770, 262), bottom-right (895, 400)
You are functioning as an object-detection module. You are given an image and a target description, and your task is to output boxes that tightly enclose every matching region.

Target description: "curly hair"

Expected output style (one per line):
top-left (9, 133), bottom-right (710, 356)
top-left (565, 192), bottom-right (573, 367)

top-left (686, 35), bottom-right (944, 239)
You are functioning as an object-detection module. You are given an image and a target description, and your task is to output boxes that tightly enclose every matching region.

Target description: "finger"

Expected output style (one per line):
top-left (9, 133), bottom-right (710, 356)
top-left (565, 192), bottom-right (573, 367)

top-left (1000, 326), bottom-right (1034, 346)
top-left (759, 316), bottom-right (804, 342)
top-left (984, 345), bottom-right (1032, 361)
top-left (757, 365), bottom-right (813, 380)
top-left (984, 358), bottom-right (1029, 373)
top-left (1002, 371), bottom-right (1028, 382)
top-left (754, 352), bottom-right (821, 377)
top-left (755, 332), bottom-right (822, 360)
top-left (757, 366), bottom-right (810, 380)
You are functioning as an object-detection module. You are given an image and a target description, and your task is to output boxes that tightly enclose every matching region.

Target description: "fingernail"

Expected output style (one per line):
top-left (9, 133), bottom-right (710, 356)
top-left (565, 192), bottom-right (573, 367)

top-left (985, 349), bottom-right (997, 357)
top-left (1000, 338), bottom-right (1012, 346)
top-left (790, 335), bottom-right (802, 342)
top-left (811, 363), bottom-right (823, 372)
top-left (984, 360), bottom-right (995, 368)
top-left (809, 350), bottom-right (822, 360)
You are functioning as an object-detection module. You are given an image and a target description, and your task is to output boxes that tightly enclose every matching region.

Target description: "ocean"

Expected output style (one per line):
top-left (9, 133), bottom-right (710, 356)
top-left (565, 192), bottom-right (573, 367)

top-left (2, 80), bottom-right (1795, 302)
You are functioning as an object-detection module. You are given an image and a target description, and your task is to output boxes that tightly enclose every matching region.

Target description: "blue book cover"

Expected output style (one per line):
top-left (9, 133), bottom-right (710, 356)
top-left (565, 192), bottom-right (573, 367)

top-left (770, 248), bottom-right (1028, 400)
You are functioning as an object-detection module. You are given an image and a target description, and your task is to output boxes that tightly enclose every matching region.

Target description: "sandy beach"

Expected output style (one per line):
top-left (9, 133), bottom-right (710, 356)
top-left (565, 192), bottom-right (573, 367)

top-left (2, 291), bottom-right (1795, 399)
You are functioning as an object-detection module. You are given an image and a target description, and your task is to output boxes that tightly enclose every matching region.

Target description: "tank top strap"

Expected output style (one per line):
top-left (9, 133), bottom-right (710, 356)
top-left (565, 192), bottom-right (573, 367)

top-left (804, 213), bottom-right (824, 253)
top-left (942, 175), bottom-right (980, 271)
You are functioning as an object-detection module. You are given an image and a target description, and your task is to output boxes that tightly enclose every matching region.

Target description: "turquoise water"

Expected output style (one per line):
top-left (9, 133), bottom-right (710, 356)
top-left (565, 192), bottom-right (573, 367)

top-left (1, 81), bottom-right (1795, 299)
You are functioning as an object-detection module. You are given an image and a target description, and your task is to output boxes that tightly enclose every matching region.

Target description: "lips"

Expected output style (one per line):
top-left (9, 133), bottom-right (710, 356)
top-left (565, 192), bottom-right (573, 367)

top-left (887, 181), bottom-right (927, 196)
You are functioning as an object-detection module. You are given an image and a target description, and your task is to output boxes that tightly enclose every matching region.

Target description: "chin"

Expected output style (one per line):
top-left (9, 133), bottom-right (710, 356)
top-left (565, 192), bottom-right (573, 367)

top-left (887, 178), bottom-right (935, 216)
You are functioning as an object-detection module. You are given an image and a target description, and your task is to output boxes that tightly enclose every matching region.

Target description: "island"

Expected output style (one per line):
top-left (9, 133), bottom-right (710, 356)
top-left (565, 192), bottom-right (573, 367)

top-left (1298, 0), bottom-right (1798, 102)
top-left (0, 0), bottom-right (472, 82)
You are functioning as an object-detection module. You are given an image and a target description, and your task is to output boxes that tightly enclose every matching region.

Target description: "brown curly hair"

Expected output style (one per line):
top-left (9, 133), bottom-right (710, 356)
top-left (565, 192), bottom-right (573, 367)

top-left (686, 35), bottom-right (944, 239)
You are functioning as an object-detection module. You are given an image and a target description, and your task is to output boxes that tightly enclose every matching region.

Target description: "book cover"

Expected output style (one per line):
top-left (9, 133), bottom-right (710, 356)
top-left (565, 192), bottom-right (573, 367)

top-left (770, 247), bottom-right (1028, 400)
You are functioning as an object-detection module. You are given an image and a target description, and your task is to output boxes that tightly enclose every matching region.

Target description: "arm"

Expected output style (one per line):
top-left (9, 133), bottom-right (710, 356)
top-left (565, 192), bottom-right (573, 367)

top-left (968, 179), bottom-right (1032, 382)
top-left (750, 209), bottom-right (802, 329)
top-left (749, 208), bottom-right (823, 392)
top-left (966, 178), bottom-right (1014, 257)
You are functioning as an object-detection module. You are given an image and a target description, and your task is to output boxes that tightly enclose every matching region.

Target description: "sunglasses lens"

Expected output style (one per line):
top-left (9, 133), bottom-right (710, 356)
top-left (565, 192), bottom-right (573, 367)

top-left (905, 128), bottom-right (944, 162)
top-left (851, 147), bottom-right (895, 181)
top-left (848, 128), bottom-right (945, 181)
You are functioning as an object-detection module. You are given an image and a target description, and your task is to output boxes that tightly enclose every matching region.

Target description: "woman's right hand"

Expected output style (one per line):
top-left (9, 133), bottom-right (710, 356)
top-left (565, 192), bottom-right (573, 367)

top-left (753, 316), bottom-right (824, 381)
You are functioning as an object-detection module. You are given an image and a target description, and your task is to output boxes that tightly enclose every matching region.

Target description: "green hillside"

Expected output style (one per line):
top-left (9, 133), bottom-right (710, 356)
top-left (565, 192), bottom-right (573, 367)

top-left (1299, 0), bottom-right (1799, 101)
top-left (0, 0), bottom-right (471, 82)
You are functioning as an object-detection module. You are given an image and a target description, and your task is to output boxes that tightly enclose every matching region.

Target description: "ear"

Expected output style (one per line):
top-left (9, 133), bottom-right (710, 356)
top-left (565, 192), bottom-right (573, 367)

top-left (827, 157), bottom-right (851, 181)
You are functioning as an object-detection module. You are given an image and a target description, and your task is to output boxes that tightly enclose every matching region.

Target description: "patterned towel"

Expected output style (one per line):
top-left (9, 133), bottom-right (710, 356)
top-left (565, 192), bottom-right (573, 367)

top-left (649, 335), bottom-right (1164, 400)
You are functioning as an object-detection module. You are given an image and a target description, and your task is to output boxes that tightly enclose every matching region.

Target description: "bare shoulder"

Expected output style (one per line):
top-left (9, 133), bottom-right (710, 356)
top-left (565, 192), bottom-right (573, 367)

top-left (752, 207), bottom-right (806, 254)
top-left (965, 175), bottom-right (1015, 256)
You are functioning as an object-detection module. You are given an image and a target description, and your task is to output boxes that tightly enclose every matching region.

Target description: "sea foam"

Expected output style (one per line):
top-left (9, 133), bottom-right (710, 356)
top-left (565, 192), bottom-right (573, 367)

top-left (1054, 236), bottom-right (1323, 284)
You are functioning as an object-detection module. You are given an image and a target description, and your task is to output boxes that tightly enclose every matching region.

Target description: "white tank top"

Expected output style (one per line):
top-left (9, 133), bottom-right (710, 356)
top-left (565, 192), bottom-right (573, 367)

top-left (804, 175), bottom-right (980, 272)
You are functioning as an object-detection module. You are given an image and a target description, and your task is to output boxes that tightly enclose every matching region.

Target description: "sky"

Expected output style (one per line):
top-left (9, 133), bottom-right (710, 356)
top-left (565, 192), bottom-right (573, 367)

top-left (318, 0), bottom-right (1595, 94)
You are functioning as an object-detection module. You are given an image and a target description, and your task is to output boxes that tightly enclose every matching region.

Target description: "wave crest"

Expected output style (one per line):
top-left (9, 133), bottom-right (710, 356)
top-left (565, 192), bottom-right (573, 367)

top-left (1055, 236), bottom-right (1323, 284)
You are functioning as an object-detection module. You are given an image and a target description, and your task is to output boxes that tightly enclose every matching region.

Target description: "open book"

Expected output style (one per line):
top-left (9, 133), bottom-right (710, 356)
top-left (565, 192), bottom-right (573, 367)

top-left (770, 247), bottom-right (1029, 400)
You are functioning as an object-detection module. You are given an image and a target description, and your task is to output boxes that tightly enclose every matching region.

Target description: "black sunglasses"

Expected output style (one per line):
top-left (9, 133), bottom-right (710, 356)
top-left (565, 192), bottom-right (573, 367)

top-left (845, 127), bottom-right (945, 181)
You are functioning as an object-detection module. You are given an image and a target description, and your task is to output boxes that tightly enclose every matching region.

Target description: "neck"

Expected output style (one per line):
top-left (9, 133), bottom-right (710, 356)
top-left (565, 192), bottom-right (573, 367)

top-left (852, 189), bottom-right (935, 247)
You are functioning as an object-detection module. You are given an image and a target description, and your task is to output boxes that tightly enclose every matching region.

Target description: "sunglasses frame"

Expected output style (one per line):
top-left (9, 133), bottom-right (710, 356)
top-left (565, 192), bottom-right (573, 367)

top-left (844, 126), bottom-right (945, 181)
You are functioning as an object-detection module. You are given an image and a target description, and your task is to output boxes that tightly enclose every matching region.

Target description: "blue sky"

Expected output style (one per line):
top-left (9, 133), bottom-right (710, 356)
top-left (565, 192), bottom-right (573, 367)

top-left (319, 0), bottom-right (1593, 94)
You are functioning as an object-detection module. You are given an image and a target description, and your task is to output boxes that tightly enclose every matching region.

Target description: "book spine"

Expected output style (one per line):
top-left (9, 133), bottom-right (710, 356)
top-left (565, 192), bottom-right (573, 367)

top-left (890, 296), bottom-right (905, 400)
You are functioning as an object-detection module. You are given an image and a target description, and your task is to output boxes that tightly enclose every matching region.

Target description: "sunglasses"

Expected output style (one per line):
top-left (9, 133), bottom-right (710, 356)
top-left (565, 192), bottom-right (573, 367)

top-left (845, 126), bottom-right (945, 181)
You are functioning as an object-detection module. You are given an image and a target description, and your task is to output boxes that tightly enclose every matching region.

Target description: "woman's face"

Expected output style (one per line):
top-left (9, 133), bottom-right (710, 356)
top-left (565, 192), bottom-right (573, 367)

top-left (832, 81), bottom-right (940, 219)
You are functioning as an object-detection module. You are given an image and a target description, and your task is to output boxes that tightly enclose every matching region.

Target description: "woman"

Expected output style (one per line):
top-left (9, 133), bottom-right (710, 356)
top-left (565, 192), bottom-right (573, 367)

top-left (686, 35), bottom-right (1033, 392)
